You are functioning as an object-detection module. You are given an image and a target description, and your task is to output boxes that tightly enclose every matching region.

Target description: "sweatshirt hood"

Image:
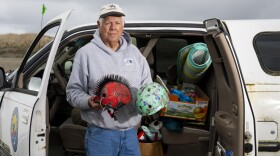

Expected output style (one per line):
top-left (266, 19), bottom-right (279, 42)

top-left (91, 29), bottom-right (132, 54)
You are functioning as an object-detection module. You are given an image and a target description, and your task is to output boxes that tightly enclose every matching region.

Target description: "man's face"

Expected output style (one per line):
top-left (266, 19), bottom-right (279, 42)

top-left (98, 16), bottom-right (124, 45)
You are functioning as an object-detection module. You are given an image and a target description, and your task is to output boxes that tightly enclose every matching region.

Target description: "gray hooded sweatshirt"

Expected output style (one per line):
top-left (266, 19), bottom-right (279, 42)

top-left (66, 29), bottom-right (152, 130)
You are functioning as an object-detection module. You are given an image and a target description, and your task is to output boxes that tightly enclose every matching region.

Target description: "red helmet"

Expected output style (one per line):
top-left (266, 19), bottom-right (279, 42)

top-left (100, 81), bottom-right (131, 108)
top-left (94, 74), bottom-right (131, 109)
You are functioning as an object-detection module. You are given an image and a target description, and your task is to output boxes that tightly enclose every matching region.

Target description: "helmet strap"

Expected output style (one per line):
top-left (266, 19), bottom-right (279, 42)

top-left (99, 97), bottom-right (105, 109)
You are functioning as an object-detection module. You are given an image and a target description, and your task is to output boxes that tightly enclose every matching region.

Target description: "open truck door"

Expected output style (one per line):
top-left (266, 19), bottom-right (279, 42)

top-left (0, 11), bottom-right (71, 156)
top-left (204, 19), bottom-right (256, 156)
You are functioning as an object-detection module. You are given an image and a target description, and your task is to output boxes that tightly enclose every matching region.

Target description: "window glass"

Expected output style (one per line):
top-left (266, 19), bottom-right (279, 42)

top-left (254, 32), bottom-right (280, 74)
top-left (18, 26), bottom-right (59, 92)
top-left (0, 33), bottom-right (53, 73)
top-left (155, 38), bottom-right (188, 74)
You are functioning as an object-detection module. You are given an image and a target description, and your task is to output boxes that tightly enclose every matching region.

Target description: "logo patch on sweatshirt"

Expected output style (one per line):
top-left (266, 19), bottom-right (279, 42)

top-left (124, 58), bottom-right (133, 65)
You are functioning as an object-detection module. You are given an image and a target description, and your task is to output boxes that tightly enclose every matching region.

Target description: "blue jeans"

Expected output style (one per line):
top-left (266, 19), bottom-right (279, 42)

top-left (85, 124), bottom-right (141, 156)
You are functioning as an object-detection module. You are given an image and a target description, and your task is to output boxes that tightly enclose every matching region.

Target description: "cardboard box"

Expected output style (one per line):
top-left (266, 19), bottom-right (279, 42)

top-left (139, 141), bottom-right (163, 156)
top-left (160, 86), bottom-right (209, 122)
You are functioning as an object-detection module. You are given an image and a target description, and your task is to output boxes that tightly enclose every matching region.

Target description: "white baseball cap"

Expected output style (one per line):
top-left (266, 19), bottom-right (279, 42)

top-left (99, 3), bottom-right (125, 18)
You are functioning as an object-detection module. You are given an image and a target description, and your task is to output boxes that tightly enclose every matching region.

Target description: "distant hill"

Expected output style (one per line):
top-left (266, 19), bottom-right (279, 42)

top-left (0, 33), bottom-right (53, 58)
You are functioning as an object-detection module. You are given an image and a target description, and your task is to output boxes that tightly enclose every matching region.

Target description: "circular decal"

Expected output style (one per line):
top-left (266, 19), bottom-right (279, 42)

top-left (11, 107), bottom-right (19, 152)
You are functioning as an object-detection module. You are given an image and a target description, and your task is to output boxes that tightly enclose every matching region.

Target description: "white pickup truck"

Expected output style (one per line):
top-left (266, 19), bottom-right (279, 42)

top-left (1, 10), bottom-right (280, 156)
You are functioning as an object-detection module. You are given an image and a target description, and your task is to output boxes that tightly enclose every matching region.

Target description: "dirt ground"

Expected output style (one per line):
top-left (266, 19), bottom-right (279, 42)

top-left (0, 57), bottom-right (22, 71)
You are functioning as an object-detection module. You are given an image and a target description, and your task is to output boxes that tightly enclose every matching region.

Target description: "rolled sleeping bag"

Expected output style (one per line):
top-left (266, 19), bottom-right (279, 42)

top-left (177, 43), bottom-right (212, 84)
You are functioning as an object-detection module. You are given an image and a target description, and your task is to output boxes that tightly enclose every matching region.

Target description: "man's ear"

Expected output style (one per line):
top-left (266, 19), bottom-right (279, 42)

top-left (97, 20), bottom-right (101, 28)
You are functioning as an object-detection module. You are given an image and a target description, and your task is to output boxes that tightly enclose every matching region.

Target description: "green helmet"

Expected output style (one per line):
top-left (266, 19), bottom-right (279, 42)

top-left (136, 82), bottom-right (169, 116)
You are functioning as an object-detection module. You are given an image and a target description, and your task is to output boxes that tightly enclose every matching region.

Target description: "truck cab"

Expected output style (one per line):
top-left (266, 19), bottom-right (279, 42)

top-left (1, 11), bottom-right (280, 156)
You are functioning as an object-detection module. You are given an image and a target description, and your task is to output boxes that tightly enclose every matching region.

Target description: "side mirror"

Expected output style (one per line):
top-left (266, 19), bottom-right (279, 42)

top-left (0, 67), bottom-right (7, 89)
top-left (27, 77), bottom-right (42, 92)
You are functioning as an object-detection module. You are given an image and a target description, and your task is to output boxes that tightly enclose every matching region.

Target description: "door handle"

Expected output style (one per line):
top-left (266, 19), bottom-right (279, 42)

top-left (214, 111), bottom-right (232, 126)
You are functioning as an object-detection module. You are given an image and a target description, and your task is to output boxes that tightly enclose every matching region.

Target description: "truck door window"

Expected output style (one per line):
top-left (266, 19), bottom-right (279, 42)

top-left (16, 26), bottom-right (59, 92)
top-left (254, 32), bottom-right (280, 74)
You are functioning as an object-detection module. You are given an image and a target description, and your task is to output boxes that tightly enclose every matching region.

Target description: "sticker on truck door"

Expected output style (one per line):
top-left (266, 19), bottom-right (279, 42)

top-left (11, 107), bottom-right (18, 152)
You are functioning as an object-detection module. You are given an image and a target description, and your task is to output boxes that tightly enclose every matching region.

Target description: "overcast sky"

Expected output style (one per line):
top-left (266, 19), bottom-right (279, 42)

top-left (0, 0), bottom-right (280, 34)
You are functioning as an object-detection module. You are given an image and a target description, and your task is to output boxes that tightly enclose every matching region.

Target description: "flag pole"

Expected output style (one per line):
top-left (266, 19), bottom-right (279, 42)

top-left (41, 14), bottom-right (43, 30)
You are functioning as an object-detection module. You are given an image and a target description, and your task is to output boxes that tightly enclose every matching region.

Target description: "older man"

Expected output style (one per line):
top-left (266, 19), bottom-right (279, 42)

top-left (66, 3), bottom-right (152, 156)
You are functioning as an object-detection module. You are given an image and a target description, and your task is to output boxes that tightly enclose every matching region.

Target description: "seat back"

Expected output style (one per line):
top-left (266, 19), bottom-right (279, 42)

top-left (59, 117), bottom-right (86, 155)
top-left (139, 46), bottom-right (155, 78)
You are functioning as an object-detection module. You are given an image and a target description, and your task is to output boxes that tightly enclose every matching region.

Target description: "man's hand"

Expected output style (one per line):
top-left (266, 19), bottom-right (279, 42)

top-left (88, 96), bottom-right (101, 110)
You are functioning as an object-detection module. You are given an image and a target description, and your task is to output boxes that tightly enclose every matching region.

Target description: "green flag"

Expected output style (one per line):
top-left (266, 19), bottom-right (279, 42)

top-left (42, 4), bottom-right (47, 15)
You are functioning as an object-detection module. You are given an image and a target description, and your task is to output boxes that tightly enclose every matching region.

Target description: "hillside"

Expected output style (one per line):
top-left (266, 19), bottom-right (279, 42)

top-left (0, 33), bottom-right (53, 58)
top-left (0, 33), bottom-right (53, 70)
